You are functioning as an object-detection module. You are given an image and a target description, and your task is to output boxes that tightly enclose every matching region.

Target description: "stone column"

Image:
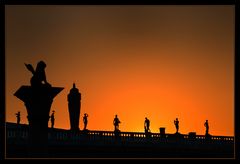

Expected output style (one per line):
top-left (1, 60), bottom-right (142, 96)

top-left (14, 85), bottom-right (63, 157)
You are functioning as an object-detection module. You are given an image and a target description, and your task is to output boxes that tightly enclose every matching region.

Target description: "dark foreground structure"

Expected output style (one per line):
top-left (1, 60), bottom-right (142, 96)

top-left (6, 122), bottom-right (234, 158)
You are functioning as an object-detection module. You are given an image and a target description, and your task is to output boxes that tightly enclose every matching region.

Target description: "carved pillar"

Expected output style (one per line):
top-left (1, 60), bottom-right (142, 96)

top-left (68, 83), bottom-right (81, 131)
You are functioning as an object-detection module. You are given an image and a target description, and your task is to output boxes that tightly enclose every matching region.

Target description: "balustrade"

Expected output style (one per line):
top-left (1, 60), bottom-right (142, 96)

top-left (6, 126), bottom-right (234, 145)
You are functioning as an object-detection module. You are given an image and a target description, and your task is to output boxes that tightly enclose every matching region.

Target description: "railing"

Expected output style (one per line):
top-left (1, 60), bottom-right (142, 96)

top-left (6, 124), bottom-right (234, 146)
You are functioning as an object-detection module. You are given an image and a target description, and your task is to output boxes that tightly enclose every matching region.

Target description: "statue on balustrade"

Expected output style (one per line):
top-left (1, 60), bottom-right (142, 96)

top-left (15, 111), bottom-right (21, 124)
top-left (174, 118), bottom-right (179, 134)
top-left (83, 113), bottom-right (88, 130)
top-left (204, 120), bottom-right (209, 136)
top-left (144, 117), bottom-right (150, 133)
top-left (50, 110), bottom-right (55, 128)
top-left (113, 115), bottom-right (121, 132)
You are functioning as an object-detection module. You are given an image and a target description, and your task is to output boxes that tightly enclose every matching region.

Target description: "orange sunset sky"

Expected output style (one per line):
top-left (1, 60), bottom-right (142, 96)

top-left (6, 5), bottom-right (234, 136)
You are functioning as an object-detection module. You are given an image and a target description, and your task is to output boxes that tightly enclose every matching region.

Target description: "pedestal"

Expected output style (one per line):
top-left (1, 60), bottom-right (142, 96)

top-left (14, 85), bottom-right (63, 157)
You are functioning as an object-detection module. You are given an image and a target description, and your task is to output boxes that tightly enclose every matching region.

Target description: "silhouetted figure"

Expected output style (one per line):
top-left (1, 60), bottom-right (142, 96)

top-left (174, 118), bottom-right (179, 133)
top-left (204, 120), bottom-right (209, 135)
top-left (15, 111), bottom-right (20, 124)
top-left (14, 61), bottom-right (64, 157)
top-left (25, 60), bottom-right (51, 87)
top-left (83, 113), bottom-right (88, 130)
top-left (144, 117), bottom-right (150, 133)
top-left (49, 111), bottom-right (55, 128)
top-left (68, 83), bottom-right (81, 131)
top-left (113, 115), bottom-right (121, 131)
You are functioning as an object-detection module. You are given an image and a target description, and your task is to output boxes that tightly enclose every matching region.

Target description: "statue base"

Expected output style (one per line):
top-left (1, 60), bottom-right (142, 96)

top-left (14, 85), bottom-right (63, 157)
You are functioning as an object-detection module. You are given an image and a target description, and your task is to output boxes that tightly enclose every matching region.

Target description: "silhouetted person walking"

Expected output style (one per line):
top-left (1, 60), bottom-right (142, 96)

top-left (174, 118), bottom-right (179, 133)
top-left (15, 111), bottom-right (20, 124)
top-left (204, 120), bottom-right (209, 135)
top-left (113, 115), bottom-right (121, 131)
top-left (50, 111), bottom-right (55, 128)
top-left (144, 117), bottom-right (150, 133)
top-left (83, 113), bottom-right (88, 130)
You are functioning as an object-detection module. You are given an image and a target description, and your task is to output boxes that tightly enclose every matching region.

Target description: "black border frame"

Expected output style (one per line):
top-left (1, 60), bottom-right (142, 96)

top-left (1, 0), bottom-right (239, 160)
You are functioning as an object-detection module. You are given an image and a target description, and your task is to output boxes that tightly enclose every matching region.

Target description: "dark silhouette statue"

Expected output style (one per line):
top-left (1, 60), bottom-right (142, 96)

top-left (68, 83), bottom-right (81, 131)
top-left (15, 111), bottom-right (21, 124)
top-left (49, 110), bottom-right (55, 128)
top-left (14, 60), bottom-right (63, 157)
top-left (204, 120), bottom-right (209, 135)
top-left (174, 118), bottom-right (179, 133)
top-left (25, 60), bottom-right (51, 87)
top-left (113, 115), bottom-right (121, 131)
top-left (144, 117), bottom-right (150, 133)
top-left (83, 113), bottom-right (88, 130)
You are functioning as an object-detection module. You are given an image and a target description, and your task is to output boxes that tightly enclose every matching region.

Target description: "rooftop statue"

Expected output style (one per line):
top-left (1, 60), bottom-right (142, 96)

top-left (25, 60), bottom-right (51, 87)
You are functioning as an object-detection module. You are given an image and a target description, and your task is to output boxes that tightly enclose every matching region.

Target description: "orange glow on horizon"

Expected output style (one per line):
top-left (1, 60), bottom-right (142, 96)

top-left (6, 5), bottom-right (234, 136)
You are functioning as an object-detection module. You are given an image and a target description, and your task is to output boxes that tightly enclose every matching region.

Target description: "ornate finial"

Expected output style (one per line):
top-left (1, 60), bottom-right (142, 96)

top-left (73, 83), bottom-right (76, 88)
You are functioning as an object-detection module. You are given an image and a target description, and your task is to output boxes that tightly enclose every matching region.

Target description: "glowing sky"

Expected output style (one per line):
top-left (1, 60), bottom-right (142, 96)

top-left (6, 5), bottom-right (234, 136)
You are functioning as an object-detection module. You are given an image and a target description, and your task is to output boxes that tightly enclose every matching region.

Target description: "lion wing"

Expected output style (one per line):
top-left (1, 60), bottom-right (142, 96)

top-left (24, 63), bottom-right (35, 74)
